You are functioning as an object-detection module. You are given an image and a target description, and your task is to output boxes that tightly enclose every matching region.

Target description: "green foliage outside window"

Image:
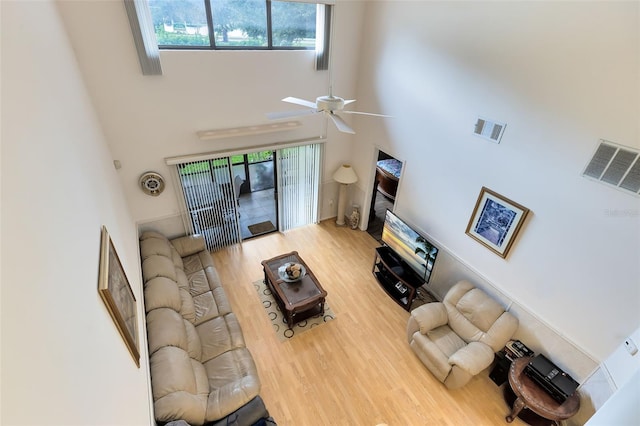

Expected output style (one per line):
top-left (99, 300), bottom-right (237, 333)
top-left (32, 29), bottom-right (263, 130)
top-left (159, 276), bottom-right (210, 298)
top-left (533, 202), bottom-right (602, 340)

top-left (179, 161), bottom-right (210, 175)
top-left (154, 27), bottom-right (210, 46)
top-left (180, 151), bottom-right (272, 176)
top-left (148, 0), bottom-right (316, 49)
top-left (248, 151), bottom-right (273, 163)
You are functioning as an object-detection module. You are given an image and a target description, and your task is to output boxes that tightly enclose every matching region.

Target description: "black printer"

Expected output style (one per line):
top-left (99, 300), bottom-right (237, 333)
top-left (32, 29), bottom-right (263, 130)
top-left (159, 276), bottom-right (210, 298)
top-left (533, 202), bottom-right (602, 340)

top-left (524, 354), bottom-right (579, 403)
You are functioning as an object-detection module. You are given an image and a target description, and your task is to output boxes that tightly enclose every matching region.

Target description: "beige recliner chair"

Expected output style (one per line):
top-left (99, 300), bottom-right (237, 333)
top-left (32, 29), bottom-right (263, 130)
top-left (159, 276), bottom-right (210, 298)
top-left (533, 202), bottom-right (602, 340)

top-left (407, 280), bottom-right (518, 389)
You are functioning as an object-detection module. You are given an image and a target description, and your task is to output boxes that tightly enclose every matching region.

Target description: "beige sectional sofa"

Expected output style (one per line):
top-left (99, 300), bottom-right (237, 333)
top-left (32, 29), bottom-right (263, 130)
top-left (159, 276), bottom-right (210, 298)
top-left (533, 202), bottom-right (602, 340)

top-left (139, 231), bottom-right (265, 425)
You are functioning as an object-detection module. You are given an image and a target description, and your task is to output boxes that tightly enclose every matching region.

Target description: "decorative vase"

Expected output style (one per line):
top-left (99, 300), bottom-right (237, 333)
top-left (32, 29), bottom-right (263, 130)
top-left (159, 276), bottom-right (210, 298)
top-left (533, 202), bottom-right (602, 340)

top-left (349, 205), bottom-right (360, 229)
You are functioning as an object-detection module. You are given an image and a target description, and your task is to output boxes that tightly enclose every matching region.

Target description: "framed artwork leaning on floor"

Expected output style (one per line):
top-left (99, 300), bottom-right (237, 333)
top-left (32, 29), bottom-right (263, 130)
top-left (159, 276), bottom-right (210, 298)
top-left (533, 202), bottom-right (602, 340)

top-left (98, 226), bottom-right (140, 367)
top-left (466, 187), bottom-right (530, 259)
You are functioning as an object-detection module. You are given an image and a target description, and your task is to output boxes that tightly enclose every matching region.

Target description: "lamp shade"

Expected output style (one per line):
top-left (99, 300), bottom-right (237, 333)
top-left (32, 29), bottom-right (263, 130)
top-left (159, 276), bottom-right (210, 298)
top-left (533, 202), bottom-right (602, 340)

top-left (333, 164), bottom-right (358, 184)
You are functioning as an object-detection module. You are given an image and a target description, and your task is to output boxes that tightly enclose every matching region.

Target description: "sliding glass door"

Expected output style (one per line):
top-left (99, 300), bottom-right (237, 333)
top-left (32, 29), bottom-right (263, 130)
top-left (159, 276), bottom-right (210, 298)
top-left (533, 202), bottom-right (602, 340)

top-left (172, 142), bottom-right (323, 250)
top-left (276, 143), bottom-right (322, 231)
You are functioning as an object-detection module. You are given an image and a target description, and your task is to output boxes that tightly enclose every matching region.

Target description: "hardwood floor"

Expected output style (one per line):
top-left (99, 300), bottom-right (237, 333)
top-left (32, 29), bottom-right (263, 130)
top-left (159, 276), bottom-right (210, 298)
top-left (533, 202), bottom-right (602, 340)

top-left (211, 220), bottom-right (525, 426)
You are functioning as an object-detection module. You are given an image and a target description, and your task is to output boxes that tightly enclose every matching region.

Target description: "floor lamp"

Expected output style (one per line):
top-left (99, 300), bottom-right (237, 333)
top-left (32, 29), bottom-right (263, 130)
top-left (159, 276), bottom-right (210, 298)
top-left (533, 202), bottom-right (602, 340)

top-left (333, 164), bottom-right (358, 226)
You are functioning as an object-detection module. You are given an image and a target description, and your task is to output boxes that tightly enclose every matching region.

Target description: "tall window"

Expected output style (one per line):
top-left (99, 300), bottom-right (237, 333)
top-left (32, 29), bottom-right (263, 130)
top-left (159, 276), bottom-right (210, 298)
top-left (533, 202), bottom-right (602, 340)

top-left (148, 0), bottom-right (319, 49)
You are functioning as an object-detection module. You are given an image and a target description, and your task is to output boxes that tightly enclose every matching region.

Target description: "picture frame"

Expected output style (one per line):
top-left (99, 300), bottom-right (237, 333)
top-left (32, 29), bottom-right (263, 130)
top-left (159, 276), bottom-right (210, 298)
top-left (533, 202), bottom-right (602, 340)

top-left (98, 226), bottom-right (140, 367)
top-left (465, 187), bottom-right (530, 258)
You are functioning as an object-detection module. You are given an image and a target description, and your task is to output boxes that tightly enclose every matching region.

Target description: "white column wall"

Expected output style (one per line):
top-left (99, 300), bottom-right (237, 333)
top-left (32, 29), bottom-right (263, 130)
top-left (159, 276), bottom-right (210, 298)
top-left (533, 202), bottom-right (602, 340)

top-left (1, 1), bottom-right (152, 424)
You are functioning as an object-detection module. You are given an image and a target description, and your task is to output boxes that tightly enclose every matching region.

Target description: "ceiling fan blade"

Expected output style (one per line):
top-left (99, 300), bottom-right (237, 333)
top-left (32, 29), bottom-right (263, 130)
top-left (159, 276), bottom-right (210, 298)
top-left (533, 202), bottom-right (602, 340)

top-left (343, 99), bottom-right (356, 105)
top-left (328, 113), bottom-right (355, 134)
top-left (342, 110), bottom-right (392, 118)
top-left (282, 97), bottom-right (317, 109)
top-left (266, 109), bottom-right (319, 120)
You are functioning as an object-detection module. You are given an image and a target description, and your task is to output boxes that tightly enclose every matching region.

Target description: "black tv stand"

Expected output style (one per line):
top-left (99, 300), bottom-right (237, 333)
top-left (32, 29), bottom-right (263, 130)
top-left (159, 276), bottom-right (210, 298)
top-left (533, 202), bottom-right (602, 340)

top-left (372, 246), bottom-right (426, 311)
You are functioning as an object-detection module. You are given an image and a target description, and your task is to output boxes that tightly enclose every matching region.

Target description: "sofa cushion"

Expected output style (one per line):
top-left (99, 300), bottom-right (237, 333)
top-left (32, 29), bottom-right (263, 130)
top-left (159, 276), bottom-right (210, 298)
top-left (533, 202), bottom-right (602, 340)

top-left (184, 319), bottom-right (203, 360)
top-left (151, 346), bottom-right (208, 425)
top-left (410, 334), bottom-right (451, 382)
top-left (192, 289), bottom-right (233, 325)
top-left (154, 391), bottom-right (207, 426)
top-left (143, 255), bottom-right (177, 282)
top-left (176, 269), bottom-right (190, 290)
top-left (150, 346), bottom-right (201, 399)
top-left (182, 252), bottom-right (214, 275)
top-left (141, 230), bottom-right (170, 240)
top-left (445, 281), bottom-right (507, 344)
top-left (205, 266), bottom-right (224, 291)
top-left (193, 292), bottom-right (221, 325)
top-left (479, 312), bottom-right (519, 352)
top-left (140, 230), bottom-right (170, 244)
top-left (140, 235), bottom-right (173, 260)
top-left (196, 313), bottom-right (247, 363)
top-left (171, 235), bottom-right (207, 258)
top-left (208, 396), bottom-right (270, 426)
top-left (171, 247), bottom-right (185, 270)
top-left (427, 324), bottom-right (467, 358)
top-left (448, 341), bottom-right (495, 375)
top-left (204, 348), bottom-right (261, 422)
top-left (180, 288), bottom-right (197, 324)
top-left (186, 266), bottom-right (231, 324)
top-left (188, 270), bottom-right (212, 297)
top-left (455, 288), bottom-right (505, 332)
top-left (144, 277), bottom-right (182, 313)
top-left (147, 308), bottom-right (189, 355)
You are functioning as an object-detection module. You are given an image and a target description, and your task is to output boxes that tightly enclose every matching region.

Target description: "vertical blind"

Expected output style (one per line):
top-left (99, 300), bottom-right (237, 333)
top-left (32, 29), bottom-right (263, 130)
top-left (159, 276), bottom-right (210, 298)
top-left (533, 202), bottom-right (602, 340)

top-left (315, 4), bottom-right (332, 71)
top-left (123, 0), bottom-right (162, 75)
top-left (277, 143), bottom-right (322, 231)
top-left (176, 158), bottom-right (241, 251)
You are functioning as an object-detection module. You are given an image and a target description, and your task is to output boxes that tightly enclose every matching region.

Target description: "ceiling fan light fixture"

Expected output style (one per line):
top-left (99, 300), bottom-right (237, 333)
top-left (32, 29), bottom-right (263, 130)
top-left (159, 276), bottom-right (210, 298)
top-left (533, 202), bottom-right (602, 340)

top-left (316, 95), bottom-right (345, 112)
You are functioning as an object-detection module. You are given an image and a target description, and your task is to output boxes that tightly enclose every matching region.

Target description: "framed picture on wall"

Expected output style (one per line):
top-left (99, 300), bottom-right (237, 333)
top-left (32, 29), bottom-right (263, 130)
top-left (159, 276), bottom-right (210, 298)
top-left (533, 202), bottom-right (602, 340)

top-left (98, 226), bottom-right (140, 367)
top-left (466, 187), bottom-right (530, 258)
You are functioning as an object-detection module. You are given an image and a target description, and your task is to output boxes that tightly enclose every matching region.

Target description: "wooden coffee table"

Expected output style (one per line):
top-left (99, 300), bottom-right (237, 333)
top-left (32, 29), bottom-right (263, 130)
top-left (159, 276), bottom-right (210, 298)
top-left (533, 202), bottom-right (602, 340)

top-left (261, 251), bottom-right (327, 329)
top-left (506, 357), bottom-right (580, 425)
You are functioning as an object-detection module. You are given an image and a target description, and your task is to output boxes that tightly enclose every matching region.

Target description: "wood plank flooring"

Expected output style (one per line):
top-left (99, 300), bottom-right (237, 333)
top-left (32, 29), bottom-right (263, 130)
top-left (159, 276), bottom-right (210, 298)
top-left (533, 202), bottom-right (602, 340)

top-left (211, 220), bottom-right (525, 426)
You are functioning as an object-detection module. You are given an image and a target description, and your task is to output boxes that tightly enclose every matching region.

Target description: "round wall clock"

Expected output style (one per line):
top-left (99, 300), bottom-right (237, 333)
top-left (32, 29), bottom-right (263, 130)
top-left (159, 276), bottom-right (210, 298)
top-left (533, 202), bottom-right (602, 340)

top-left (139, 172), bottom-right (165, 196)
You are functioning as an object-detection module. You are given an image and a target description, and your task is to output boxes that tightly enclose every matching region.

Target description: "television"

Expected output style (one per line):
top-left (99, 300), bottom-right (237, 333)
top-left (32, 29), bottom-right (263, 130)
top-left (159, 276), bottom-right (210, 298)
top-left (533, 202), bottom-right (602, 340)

top-left (381, 210), bottom-right (438, 283)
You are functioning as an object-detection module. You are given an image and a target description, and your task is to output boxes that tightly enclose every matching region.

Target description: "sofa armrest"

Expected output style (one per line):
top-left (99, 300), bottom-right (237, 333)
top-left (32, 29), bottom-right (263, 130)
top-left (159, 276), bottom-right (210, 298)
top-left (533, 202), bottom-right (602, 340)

top-left (209, 396), bottom-right (270, 426)
top-left (448, 341), bottom-right (495, 376)
top-left (410, 302), bottom-right (448, 334)
top-left (170, 234), bottom-right (207, 257)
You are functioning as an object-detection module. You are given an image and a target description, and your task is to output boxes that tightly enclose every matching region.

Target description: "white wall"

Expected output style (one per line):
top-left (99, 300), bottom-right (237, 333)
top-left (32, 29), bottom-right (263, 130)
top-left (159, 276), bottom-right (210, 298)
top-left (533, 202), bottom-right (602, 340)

top-left (352, 0), bottom-right (639, 363)
top-left (55, 0), bottom-right (366, 228)
top-left (1, 1), bottom-right (152, 424)
top-left (586, 369), bottom-right (640, 426)
top-left (603, 326), bottom-right (640, 389)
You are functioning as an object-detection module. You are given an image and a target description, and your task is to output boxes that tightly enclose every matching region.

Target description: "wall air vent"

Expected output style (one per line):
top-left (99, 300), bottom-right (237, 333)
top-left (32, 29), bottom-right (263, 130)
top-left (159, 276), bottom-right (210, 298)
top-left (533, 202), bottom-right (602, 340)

top-left (583, 139), bottom-right (640, 196)
top-left (474, 117), bottom-right (506, 143)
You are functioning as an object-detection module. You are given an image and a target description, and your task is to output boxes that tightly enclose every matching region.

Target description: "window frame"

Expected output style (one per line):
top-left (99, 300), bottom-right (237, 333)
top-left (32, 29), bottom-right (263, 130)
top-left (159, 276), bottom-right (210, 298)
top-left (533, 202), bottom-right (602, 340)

top-left (154, 0), bottom-right (320, 51)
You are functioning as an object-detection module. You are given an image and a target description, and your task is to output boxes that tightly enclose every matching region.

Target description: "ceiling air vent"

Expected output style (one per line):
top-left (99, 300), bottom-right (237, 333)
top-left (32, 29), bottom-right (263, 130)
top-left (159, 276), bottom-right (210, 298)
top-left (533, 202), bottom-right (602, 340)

top-left (583, 139), bottom-right (640, 196)
top-left (474, 117), bottom-right (506, 143)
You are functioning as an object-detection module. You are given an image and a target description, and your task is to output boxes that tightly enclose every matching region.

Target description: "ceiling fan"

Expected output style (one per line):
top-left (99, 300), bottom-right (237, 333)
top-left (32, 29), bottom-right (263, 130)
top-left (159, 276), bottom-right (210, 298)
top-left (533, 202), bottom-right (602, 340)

top-left (265, 5), bottom-right (388, 134)
top-left (266, 89), bottom-right (390, 134)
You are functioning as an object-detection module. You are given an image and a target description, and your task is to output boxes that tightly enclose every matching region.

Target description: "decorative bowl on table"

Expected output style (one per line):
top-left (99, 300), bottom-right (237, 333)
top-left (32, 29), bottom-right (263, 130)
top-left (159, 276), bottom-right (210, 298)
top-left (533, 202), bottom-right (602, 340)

top-left (278, 262), bottom-right (306, 282)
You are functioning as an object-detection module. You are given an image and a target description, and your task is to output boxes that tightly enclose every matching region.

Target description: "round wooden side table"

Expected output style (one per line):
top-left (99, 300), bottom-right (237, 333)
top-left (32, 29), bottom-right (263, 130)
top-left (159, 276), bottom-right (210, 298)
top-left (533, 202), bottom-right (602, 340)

top-left (506, 357), bottom-right (580, 425)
